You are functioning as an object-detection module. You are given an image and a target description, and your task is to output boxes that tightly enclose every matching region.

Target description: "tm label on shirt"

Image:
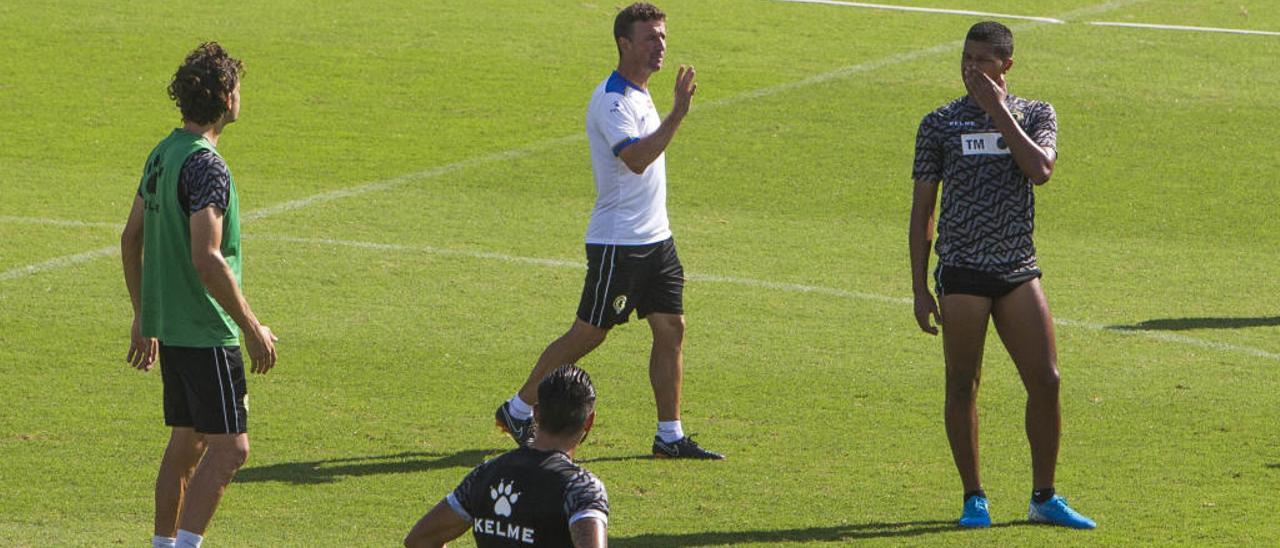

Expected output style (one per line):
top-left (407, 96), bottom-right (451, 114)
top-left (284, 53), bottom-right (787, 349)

top-left (960, 132), bottom-right (1011, 156)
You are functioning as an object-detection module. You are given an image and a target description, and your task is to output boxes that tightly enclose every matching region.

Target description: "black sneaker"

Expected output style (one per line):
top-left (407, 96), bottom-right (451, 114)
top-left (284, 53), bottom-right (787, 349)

top-left (652, 435), bottom-right (725, 460)
top-left (495, 402), bottom-right (535, 447)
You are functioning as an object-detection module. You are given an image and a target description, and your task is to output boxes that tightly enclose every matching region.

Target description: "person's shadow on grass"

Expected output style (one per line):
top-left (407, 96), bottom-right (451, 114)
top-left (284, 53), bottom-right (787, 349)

top-left (235, 448), bottom-right (498, 485)
top-left (611, 520), bottom-right (1032, 546)
top-left (1110, 316), bottom-right (1280, 331)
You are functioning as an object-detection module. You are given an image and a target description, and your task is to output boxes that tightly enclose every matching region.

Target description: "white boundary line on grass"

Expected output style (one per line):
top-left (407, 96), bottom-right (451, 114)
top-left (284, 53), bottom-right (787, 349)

top-left (252, 234), bottom-right (1280, 362)
top-left (0, 215), bottom-right (120, 229)
top-left (0, 0), bottom-right (1143, 285)
top-left (773, 0), bottom-right (1064, 24)
top-left (1087, 21), bottom-right (1280, 37)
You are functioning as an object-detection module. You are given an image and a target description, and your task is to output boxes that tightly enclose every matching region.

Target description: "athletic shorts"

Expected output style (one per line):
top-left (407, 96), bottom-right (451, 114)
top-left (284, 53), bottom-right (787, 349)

top-left (577, 237), bottom-right (684, 328)
top-left (934, 265), bottom-right (1042, 300)
top-left (159, 344), bottom-right (248, 434)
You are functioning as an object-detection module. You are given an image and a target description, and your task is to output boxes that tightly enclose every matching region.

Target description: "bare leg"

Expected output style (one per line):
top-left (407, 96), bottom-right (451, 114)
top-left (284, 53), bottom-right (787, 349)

top-left (939, 294), bottom-right (993, 493)
top-left (177, 433), bottom-right (250, 535)
top-left (154, 427), bottom-right (206, 537)
top-left (992, 278), bottom-right (1060, 491)
top-left (517, 319), bottom-right (608, 404)
top-left (647, 313), bottom-right (685, 422)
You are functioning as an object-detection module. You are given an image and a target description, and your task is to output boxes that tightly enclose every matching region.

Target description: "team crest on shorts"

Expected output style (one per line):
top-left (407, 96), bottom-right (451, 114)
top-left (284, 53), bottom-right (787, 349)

top-left (612, 295), bottom-right (627, 314)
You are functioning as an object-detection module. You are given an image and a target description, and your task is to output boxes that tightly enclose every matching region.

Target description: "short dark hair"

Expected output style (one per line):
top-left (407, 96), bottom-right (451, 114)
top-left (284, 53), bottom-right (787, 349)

top-left (614, 2), bottom-right (666, 42)
top-left (168, 42), bottom-right (244, 125)
top-left (536, 365), bottom-right (597, 436)
top-left (966, 21), bottom-right (1014, 59)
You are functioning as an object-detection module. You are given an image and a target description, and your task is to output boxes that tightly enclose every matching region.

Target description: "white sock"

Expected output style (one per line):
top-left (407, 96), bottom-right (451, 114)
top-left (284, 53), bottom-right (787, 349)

top-left (175, 529), bottom-right (203, 548)
top-left (507, 395), bottom-right (534, 420)
top-left (657, 420), bottom-right (684, 443)
top-left (152, 535), bottom-right (177, 548)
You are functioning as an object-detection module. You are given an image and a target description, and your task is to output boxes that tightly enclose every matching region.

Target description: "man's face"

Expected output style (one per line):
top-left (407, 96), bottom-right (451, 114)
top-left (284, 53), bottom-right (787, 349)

top-left (620, 20), bottom-right (667, 72)
top-left (223, 82), bottom-right (241, 124)
top-left (961, 40), bottom-right (1011, 84)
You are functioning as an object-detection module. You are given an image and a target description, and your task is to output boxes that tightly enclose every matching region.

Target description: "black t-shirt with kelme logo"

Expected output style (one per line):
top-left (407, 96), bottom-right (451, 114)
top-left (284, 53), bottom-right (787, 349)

top-left (446, 447), bottom-right (608, 547)
top-left (913, 94), bottom-right (1057, 279)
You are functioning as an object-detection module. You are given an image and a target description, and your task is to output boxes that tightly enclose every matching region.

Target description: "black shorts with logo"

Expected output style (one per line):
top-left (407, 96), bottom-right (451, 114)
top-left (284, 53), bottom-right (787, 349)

top-left (935, 265), bottom-right (1042, 300)
top-left (577, 237), bottom-right (684, 328)
top-left (159, 344), bottom-right (248, 434)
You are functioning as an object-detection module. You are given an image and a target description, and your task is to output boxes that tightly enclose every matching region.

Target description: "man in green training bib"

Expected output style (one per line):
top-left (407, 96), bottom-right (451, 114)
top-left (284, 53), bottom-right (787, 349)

top-left (120, 42), bottom-right (278, 548)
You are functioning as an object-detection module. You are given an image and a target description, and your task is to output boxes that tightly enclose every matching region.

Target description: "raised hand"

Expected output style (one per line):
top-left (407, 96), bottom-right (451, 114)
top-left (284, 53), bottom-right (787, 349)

top-left (962, 65), bottom-right (1006, 117)
top-left (672, 64), bottom-right (697, 118)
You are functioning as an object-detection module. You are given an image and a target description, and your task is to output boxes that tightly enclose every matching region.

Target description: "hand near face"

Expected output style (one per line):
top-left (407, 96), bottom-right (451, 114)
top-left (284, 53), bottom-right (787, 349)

top-left (963, 64), bottom-right (1007, 116)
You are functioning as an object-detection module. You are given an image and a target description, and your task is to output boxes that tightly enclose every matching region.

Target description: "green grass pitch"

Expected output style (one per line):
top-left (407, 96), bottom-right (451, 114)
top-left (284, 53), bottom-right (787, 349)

top-left (1, 0), bottom-right (1278, 545)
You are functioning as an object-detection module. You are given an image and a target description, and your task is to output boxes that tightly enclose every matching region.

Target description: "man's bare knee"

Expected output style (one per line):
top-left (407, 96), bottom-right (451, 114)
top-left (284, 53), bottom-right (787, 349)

top-left (1026, 367), bottom-right (1060, 398)
top-left (568, 320), bottom-right (609, 349)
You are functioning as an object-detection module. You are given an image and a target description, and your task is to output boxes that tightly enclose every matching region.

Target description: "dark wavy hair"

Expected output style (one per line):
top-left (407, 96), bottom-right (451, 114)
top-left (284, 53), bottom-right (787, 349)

top-left (537, 365), bottom-right (597, 435)
top-left (967, 21), bottom-right (1014, 59)
top-left (614, 2), bottom-right (666, 44)
top-left (168, 42), bottom-right (244, 125)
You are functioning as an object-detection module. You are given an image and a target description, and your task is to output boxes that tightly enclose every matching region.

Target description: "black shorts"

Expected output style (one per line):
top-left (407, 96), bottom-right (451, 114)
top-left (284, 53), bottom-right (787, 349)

top-left (577, 237), bottom-right (684, 328)
top-left (935, 265), bottom-right (1042, 300)
top-left (159, 344), bottom-right (248, 434)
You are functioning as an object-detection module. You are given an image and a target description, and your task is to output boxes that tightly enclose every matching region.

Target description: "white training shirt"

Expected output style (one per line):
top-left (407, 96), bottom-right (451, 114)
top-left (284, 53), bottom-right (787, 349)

top-left (584, 71), bottom-right (671, 246)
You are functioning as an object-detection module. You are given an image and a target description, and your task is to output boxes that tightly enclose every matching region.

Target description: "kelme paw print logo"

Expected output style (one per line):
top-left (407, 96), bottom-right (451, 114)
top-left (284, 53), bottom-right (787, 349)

top-left (490, 480), bottom-right (521, 517)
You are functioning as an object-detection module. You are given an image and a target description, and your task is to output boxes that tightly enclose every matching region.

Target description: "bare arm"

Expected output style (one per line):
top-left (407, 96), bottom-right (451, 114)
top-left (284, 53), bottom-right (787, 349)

top-left (571, 517), bottom-right (607, 548)
top-left (190, 207), bottom-right (277, 372)
top-left (910, 180), bottom-right (942, 335)
top-left (121, 195), bottom-right (157, 370)
top-left (617, 65), bottom-right (697, 174)
top-left (963, 66), bottom-right (1056, 185)
top-left (404, 499), bottom-right (471, 548)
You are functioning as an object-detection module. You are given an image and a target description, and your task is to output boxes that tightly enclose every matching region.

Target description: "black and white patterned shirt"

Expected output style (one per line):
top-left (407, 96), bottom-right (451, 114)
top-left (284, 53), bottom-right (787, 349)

top-left (913, 94), bottom-right (1057, 278)
top-left (446, 447), bottom-right (608, 547)
top-left (138, 149), bottom-right (230, 215)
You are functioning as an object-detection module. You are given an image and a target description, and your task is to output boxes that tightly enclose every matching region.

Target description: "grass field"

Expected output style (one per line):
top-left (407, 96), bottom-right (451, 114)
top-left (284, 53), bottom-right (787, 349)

top-left (2, 0), bottom-right (1278, 545)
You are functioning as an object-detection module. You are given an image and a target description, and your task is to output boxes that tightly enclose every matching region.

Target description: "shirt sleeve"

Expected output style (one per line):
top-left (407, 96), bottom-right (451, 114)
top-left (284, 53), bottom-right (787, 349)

top-left (446, 465), bottom-right (484, 522)
top-left (564, 470), bottom-right (609, 525)
top-left (594, 94), bottom-right (641, 157)
top-left (180, 149), bottom-right (231, 214)
top-left (912, 113), bottom-right (944, 182)
top-left (1028, 102), bottom-right (1058, 151)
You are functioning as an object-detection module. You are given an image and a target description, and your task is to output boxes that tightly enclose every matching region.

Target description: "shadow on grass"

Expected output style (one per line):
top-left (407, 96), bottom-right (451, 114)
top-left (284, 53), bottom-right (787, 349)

top-left (612, 520), bottom-right (1034, 546)
top-left (1109, 316), bottom-right (1280, 331)
top-left (236, 448), bottom-right (499, 485)
top-left (1266, 463), bottom-right (1280, 470)
top-left (576, 454), bottom-right (658, 464)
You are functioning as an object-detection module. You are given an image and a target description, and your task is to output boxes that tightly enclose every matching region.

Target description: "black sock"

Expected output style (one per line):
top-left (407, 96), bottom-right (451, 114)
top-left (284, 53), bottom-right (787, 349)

top-left (964, 489), bottom-right (987, 502)
top-left (1032, 487), bottom-right (1055, 504)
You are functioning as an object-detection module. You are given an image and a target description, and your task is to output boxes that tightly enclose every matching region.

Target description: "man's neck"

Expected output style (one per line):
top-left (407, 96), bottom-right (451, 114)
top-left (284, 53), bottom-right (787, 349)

top-left (615, 62), bottom-right (651, 91)
top-left (182, 120), bottom-right (224, 147)
top-left (530, 434), bottom-right (580, 459)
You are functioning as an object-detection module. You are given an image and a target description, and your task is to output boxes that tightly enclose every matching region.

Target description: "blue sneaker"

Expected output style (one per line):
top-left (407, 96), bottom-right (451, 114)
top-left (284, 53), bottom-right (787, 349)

top-left (1028, 495), bottom-right (1096, 529)
top-left (958, 496), bottom-right (991, 528)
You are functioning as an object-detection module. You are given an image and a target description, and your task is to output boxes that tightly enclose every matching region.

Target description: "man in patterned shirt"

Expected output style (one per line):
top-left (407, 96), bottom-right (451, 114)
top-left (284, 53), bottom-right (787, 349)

top-left (121, 42), bottom-right (278, 548)
top-left (406, 365), bottom-right (608, 547)
top-left (909, 22), bottom-right (1094, 530)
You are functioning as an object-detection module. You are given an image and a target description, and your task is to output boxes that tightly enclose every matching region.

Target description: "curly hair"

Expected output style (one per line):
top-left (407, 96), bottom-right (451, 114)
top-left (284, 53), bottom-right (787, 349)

top-left (168, 42), bottom-right (244, 125)
top-left (613, 2), bottom-right (665, 41)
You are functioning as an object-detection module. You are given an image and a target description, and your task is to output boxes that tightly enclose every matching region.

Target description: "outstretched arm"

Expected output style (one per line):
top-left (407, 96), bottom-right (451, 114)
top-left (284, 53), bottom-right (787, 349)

top-left (617, 65), bottom-right (697, 174)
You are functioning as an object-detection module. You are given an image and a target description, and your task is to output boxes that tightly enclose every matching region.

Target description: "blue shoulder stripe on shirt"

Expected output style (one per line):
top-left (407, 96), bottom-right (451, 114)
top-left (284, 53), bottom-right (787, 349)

top-left (612, 137), bottom-right (640, 157)
top-left (605, 71), bottom-right (646, 95)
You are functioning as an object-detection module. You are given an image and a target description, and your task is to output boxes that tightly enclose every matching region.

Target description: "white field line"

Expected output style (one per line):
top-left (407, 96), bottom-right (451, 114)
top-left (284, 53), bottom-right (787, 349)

top-left (0, 216), bottom-right (120, 229)
top-left (0, 0), bottom-right (1141, 285)
top-left (1087, 21), bottom-right (1280, 37)
top-left (254, 235), bottom-right (1280, 362)
top-left (774, 0), bottom-right (1064, 24)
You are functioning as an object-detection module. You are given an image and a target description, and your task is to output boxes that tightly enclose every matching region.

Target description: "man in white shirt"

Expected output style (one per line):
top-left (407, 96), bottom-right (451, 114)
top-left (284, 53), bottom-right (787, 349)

top-left (495, 2), bottom-right (723, 460)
